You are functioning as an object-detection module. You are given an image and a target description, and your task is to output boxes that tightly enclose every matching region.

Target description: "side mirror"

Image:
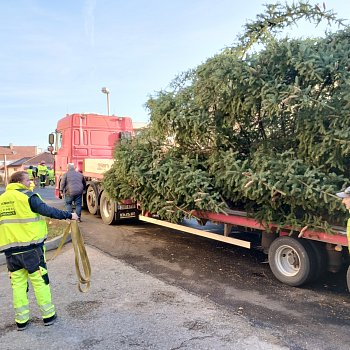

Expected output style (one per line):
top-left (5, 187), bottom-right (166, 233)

top-left (48, 133), bottom-right (55, 145)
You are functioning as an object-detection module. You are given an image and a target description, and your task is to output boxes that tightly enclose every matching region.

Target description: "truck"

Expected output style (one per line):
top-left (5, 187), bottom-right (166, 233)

top-left (49, 113), bottom-right (350, 291)
top-left (48, 113), bottom-right (138, 223)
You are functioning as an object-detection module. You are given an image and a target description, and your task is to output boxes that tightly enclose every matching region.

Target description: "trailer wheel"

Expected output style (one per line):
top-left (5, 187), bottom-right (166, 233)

top-left (100, 191), bottom-right (116, 225)
top-left (268, 236), bottom-right (316, 287)
top-left (347, 266), bottom-right (350, 293)
top-left (307, 241), bottom-right (327, 282)
top-left (86, 185), bottom-right (99, 215)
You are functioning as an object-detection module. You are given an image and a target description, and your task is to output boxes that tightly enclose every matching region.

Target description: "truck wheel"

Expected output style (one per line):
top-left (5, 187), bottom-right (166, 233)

top-left (347, 266), bottom-right (350, 293)
top-left (86, 185), bottom-right (99, 215)
top-left (268, 236), bottom-right (316, 287)
top-left (307, 241), bottom-right (327, 282)
top-left (100, 191), bottom-right (116, 225)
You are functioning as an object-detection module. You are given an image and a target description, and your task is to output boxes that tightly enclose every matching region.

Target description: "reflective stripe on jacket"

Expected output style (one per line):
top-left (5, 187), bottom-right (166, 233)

top-left (0, 183), bottom-right (48, 251)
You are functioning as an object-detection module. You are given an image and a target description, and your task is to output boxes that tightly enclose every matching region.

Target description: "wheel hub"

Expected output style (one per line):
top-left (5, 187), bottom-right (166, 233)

top-left (276, 246), bottom-right (300, 276)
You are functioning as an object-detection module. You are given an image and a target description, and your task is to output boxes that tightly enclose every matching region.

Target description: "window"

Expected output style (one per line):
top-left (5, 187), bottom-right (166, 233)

top-left (57, 132), bottom-right (63, 149)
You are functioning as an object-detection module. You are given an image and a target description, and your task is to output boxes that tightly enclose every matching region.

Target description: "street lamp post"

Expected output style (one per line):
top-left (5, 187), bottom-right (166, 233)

top-left (101, 87), bottom-right (110, 116)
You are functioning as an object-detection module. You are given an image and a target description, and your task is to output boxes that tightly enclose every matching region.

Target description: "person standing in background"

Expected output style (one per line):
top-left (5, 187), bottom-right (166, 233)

top-left (26, 165), bottom-right (35, 181)
top-left (47, 166), bottom-right (55, 185)
top-left (60, 163), bottom-right (86, 222)
top-left (37, 161), bottom-right (48, 188)
top-left (32, 166), bottom-right (38, 179)
top-left (32, 166), bottom-right (38, 186)
top-left (26, 165), bottom-right (36, 190)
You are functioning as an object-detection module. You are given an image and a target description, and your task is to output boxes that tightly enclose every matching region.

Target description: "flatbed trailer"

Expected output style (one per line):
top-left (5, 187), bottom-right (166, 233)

top-left (49, 114), bottom-right (350, 291)
top-left (138, 209), bottom-right (349, 291)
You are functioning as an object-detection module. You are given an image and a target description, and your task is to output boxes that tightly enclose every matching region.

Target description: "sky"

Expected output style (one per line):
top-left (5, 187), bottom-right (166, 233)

top-left (0, 1), bottom-right (349, 151)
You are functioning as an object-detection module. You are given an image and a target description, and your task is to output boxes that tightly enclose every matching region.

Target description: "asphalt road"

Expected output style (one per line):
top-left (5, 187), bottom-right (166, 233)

top-left (0, 185), bottom-right (349, 349)
top-left (79, 215), bottom-right (350, 349)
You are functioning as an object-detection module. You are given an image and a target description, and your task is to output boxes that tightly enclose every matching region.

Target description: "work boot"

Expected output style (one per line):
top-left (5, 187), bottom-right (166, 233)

top-left (16, 320), bottom-right (29, 331)
top-left (43, 313), bottom-right (57, 326)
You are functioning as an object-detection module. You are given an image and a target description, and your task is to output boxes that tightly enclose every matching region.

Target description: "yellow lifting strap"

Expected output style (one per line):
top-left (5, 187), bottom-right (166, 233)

top-left (50, 221), bottom-right (91, 293)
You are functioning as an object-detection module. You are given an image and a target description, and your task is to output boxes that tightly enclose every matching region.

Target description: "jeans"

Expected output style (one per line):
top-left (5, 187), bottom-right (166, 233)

top-left (64, 193), bottom-right (83, 217)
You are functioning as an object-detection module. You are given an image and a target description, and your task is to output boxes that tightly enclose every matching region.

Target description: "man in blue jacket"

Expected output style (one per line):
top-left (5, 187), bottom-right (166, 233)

top-left (0, 171), bottom-right (78, 330)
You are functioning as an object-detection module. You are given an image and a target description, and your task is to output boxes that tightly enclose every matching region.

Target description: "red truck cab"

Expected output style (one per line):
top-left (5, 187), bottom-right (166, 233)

top-left (48, 113), bottom-right (136, 222)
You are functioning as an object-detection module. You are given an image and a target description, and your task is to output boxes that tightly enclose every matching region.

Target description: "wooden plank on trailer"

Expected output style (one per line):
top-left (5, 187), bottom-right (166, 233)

top-left (139, 215), bottom-right (251, 249)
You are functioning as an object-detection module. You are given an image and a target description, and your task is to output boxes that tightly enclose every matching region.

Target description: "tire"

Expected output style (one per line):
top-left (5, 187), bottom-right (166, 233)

top-left (268, 236), bottom-right (317, 287)
top-left (100, 191), bottom-right (116, 225)
top-left (347, 266), bottom-right (350, 293)
top-left (86, 184), bottom-right (99, 215)
top-left (307, 241), bottom-right (327, 282)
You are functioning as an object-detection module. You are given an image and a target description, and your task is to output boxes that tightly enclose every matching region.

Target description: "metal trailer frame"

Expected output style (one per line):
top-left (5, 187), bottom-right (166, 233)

top-left (139, 210), bottom-right (349, 290)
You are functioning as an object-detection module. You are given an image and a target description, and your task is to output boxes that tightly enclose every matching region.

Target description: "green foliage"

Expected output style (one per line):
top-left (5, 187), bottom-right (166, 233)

top-left (103, 132), bottom-right (225, 222)
top-left (237, 1), bottom-right (344, 53)
top-left (103, 2), bottom-right (350, 230)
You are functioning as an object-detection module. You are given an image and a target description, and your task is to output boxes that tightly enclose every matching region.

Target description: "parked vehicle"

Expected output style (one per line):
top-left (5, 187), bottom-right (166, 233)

top-left (48, 113), bottom-right (137, 223)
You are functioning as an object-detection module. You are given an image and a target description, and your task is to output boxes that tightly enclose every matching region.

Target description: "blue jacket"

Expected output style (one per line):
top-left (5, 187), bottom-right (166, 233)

top-left (28, 192), bottom-right (72, 220)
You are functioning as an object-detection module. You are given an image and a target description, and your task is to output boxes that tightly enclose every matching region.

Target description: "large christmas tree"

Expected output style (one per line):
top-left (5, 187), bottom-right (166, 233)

top-left (103, 2), bottom-right (350, 232)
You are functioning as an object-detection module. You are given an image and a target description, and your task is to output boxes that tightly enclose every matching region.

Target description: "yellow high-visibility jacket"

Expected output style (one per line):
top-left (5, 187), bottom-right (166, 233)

top-left (26, 168), bottom-right (34, 180)
top-left (37, 165), bottom-right (48, 176)
top-left (48, 169), bottom-right (55, 181)
top-left (0, 183), bottom-right (47, 252)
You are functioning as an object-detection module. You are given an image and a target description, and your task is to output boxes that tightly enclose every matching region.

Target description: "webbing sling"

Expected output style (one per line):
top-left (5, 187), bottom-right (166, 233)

top-left (50, 221), bottom-right (91, 293)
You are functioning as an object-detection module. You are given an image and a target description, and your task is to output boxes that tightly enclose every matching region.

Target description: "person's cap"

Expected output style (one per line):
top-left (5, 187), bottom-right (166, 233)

top-left (336, 186), bottom-right (350, 198)
top-left (40, 160), bottom-right (45, 164)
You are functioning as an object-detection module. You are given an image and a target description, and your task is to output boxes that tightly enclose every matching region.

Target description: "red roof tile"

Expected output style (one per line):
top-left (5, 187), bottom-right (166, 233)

top-left (0, 145), bottom-right (37, 160)
top-left (0, 146), bottom-right (15, 155)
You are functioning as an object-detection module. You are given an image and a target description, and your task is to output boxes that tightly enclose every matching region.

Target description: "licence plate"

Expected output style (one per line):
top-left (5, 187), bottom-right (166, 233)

top-left (117, 204), bottom-right (136, 210)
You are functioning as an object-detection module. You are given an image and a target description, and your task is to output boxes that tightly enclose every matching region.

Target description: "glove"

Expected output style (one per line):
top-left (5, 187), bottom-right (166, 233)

top-left (71, 213), bottom-right (79, 220)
